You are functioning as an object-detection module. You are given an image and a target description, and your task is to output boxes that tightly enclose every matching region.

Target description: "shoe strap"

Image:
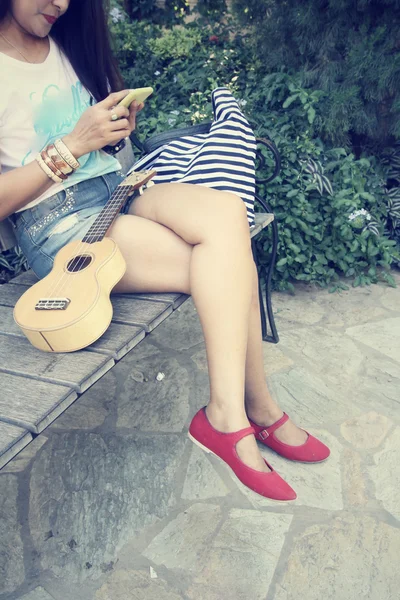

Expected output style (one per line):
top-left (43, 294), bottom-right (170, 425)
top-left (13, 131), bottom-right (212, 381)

top-left (258, 412), bottom-right (289, 439)
top-left (229, 426), bottom-right (256, 445)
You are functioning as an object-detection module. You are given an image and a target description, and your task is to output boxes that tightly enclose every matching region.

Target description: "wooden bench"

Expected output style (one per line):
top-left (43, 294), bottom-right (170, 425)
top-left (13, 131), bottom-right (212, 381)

top-left (0, 131), bottom-right (280, 470)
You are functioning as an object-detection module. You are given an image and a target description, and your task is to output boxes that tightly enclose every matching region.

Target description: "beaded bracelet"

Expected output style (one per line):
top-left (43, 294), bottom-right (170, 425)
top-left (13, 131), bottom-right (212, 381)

top-left (54, 138), bottom-right (80, 170)
top-left (40, 150), bottom-right (68, 180)
top-left (36, 153), bottom-right (64, 184)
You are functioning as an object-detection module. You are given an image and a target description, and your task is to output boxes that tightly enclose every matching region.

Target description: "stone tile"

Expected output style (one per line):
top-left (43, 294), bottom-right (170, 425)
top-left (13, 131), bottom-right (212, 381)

top-left (143, 504), bottom-right (222, 572)
top-left (191, 347), bottom-right (208, 373)
top-left (342, 448), bottom-right (368, 507)
top-left (192, 343), bottom-right (293, 377)
top-left (235, 431), bottom-right (343, 511)
top-left (2, 435), bottom-right (48, 473)
top-left (95, 568), bottom-right (184, 600)
top-left (0, 475), bottom-right (25, 594)
top-left (279, 327), bottom-right (364, 387)
top-left (262, 344), bottom-right (294, 376)
top-left (268, 367), bottom-right (361, 426)
top-left (28, 432), bottom-right (186, 582)
top-left (274, 515), bottom-right (400, 600)
top-left (273, 289), bottom-right (326, 327)
top-left (340, 411), bottom-right (392, 449)
top-left (318, 287), bottom-right (389, 328)
top-left (50, 372), bottom-right (115, 430)
top-left (187, 509), bottom-right (293, 600)
top-left (18, 587), bottom-right (55, 600)
top-left (346, 317), bottom-right (400, 363)
top-left (116, 356), bottom-right (190, 432)
top-left (368, 426), bottom-right (400, 521)
top-left (149, 299), bottom-right (203, 351)
top-left (181, 445), bottom-right (229, 500)
top-left (380, 287), bottom-right (400, 313)
top-left (358, 354), bottom-right (400, 403)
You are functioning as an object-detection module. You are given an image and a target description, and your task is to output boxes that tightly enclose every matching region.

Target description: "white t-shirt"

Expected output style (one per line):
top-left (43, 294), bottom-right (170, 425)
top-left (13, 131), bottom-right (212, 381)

top-left (0, 37), bottom-right (121, 212)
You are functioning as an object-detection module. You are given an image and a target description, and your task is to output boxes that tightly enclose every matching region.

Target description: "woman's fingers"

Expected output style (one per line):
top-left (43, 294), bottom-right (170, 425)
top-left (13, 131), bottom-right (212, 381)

top-left (107, 106), bottom-right (129, 121)
top-left (127, 100), bottom-right (144, 132)
top-left (111, 117), bottom-right (130, 131)
top-left (128, 102), bottom-right (137, 131)
top-left (101, 89), bottom-right (131, 109)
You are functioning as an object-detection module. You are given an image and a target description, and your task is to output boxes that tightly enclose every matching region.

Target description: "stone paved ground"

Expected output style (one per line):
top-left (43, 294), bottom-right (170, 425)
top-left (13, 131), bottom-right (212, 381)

top-left (1, 273), bottom-right (400, 600)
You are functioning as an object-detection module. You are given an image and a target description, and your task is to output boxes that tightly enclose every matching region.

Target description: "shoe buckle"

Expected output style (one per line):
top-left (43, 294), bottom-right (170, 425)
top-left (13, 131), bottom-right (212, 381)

top-left (259, 429), bottom-right (269, 440)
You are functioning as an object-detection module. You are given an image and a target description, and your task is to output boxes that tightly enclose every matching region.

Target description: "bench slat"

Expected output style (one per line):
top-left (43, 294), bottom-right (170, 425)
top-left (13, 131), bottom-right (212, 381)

top-left (86, 322), bottom-right (146, 359)
top-left (8, 270), bottom-right (39, 286)
top-left (0, 421), bottom-right (33, 470)
top-left (0, 284), bottom-right (185, 333)
top-left (112, 297), bottom-right (174, 330)
top-left (250, 213), bottom-right (274, 238)
top-left (0, 283), bottom-right (27, 306)
top-left (0, 334), bottom-right (114, 393)
top-left (127, 292), bottom-right (189, 310)
top-left (0, 372), bottom-right (77, 433)
top-left (0, 304), bottom-right (147, 361)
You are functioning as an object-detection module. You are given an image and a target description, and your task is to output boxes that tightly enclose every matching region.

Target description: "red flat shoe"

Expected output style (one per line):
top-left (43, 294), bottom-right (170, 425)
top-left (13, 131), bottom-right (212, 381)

top-left (188, 407), bottom-right (296, 501)
top-left (249, 413), bottom-right (330, 463)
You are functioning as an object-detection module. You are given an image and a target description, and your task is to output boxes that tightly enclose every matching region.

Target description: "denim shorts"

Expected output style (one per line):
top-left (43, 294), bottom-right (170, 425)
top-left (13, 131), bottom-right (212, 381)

top-left (13, 171), bottom-right (126, 279)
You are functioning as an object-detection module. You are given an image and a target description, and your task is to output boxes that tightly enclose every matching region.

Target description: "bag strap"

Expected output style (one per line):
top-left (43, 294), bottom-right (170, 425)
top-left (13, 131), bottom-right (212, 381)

top-left (131, 122), bottom-right (213, 157)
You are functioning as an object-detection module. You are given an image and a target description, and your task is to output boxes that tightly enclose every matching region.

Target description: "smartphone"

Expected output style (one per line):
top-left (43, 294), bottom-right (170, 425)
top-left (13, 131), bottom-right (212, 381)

top-left (119, 87), bottom-right (154, 108)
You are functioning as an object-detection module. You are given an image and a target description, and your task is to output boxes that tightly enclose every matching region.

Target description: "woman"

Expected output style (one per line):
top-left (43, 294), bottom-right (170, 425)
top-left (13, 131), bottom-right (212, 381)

top-left (0, 0), bottom-right (330, 501)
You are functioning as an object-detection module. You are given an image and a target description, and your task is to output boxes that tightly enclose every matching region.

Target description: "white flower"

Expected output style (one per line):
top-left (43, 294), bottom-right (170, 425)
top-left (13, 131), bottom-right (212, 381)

top-left (110, 7), bottom-right (124, 23)
top-left (154, 70), bottom-right (161, 76)
top-left (238, 99), bottom-right (247, 107)
top-left (348, 208), bottom-right (372, 222)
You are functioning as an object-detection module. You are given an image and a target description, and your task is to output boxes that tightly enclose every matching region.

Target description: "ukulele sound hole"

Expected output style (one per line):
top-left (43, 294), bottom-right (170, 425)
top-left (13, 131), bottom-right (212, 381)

top-left (67, 254), bottom-right (92, 273)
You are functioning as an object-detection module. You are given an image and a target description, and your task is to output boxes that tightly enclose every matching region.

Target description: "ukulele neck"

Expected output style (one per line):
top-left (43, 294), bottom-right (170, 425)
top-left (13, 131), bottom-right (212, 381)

top-left (82, 185), bottom-right (131, 244)
top-left (81, 169), bottom-right (156, 244)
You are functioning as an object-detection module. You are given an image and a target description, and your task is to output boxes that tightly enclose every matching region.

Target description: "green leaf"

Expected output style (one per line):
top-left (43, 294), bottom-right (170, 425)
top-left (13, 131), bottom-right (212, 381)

top-left (307, 106), bottom-right (316, 124)
top-left (314, 173), bottom-right (324, 194)
top-left (288, 243), bottom-right (301, 254)
top-left (282, 94), bottom-right (299, 109)
top-left (322, 175), bottom-right (334, 196)
top-left (360, 192), bottom-right (375, 202)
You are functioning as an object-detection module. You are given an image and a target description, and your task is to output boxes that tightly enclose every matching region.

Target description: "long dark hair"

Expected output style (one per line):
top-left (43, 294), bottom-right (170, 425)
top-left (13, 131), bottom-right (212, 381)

top-left (0, 0), bottom-right (124, 101)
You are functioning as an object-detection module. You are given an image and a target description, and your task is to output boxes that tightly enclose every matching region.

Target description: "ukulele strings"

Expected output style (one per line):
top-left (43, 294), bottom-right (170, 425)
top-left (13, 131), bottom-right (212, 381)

top-left (44, 184), bottom-right (130, 300)
top-left (45, 185), bottom-right (128, 300)
top-left (45, 170), bottom-right (153, 300)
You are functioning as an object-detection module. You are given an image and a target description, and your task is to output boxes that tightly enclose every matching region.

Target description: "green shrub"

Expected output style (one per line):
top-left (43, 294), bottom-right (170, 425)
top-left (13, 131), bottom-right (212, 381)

top-left (231, 0), bottom-right (400, 150)
top-left (0, 247), bottom-right (28, 283)
top-left (107, 16), bottom-right (398, 291)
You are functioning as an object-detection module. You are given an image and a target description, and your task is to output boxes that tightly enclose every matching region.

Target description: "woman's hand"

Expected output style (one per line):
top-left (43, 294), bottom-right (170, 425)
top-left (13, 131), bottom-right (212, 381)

top-left (128, 99), bottom-right (144, 134)
top-left (62, 90), bottom-right (144, 160)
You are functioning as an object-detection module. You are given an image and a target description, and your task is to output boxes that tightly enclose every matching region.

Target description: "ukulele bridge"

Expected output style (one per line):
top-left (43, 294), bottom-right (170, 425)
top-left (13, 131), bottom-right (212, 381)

top-left (35, 298), bottom-right (71, 311)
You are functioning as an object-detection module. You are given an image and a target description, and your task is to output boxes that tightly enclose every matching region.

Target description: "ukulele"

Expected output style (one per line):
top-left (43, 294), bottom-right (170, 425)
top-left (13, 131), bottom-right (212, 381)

top-left (13, 170), bottom-right (156, 353)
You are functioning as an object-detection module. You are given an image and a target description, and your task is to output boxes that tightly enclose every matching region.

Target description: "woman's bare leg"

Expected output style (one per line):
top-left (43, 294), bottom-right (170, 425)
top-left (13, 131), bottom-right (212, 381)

top-left (110, 183), bottom-right (267, 471)
top-left (244, 261), bottom-right (307, 444)
top-left (109, 183), bottom-right (306, 458)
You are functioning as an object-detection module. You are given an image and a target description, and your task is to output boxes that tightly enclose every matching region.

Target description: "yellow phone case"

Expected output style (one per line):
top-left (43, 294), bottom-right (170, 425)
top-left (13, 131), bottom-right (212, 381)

top-left (119, 87), bottom-right (154, 108)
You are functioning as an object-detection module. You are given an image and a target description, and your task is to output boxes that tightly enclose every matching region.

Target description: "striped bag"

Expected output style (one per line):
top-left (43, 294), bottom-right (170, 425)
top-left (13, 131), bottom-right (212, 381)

top-left (128, 87), bottom-right (257, 227)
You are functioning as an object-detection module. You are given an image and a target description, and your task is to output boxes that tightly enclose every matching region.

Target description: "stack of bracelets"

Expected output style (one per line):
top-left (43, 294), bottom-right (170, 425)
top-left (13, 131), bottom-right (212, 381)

top-left (36, 138), bottom-right (80, 183)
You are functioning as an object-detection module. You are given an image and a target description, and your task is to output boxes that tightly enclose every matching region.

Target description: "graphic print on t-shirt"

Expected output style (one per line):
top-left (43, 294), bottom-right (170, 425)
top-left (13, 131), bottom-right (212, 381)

top-left (22, 81), bottom-right (90, 166)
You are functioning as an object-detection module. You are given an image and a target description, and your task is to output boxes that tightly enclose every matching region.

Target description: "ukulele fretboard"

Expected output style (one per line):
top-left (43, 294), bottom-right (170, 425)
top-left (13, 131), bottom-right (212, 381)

top-left (82, 187), bottom-right (131, 243)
